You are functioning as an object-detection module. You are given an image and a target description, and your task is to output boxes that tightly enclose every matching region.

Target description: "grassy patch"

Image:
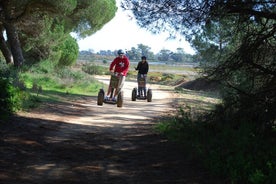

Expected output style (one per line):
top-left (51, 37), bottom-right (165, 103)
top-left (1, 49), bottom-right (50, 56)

top-left (18, 61), bottom-right (102, 109)
top-left (173, 88), bottom-right (221, 116)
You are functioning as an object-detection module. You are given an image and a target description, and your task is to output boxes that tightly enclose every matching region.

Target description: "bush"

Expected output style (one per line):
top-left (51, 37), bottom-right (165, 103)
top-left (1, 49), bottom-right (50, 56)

top-left (56, 67), bottom-right (85, 81)
top-left (28, 59), bottom-right (56, 74)
top-left (58, 34), bottom-right (79, 66)
top-left (0, 78), bottom-right (23, 119)
top-left (156, 107), bottom-right (276, 184)
top-left (82, 64), bottom-right (106, 75)
top-left (0, 64), bottom-right (22, 119)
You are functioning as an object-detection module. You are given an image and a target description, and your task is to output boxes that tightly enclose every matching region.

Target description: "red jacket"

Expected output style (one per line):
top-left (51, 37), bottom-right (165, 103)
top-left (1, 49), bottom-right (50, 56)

top-left (109, 56), bottom-right (130, 76)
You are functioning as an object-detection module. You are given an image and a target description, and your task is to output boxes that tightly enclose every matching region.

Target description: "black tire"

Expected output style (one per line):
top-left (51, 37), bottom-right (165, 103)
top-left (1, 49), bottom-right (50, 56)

top-left (131, 88), bottom-right (137, 101)
top-left (147, 89), bottom-right (152, 102)
top-left (117, 91), bottom-right (124, 107)
top-left (97, 89), bottom-right (104, 105)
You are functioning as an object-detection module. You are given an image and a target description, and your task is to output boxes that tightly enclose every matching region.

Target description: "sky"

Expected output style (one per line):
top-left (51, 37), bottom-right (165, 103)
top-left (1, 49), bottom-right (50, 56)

top-left (76, 1), bottom-right (195, 55)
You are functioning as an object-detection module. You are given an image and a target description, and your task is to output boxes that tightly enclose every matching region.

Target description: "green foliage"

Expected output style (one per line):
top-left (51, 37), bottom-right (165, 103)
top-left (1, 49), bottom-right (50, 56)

top-left (156, 107), bottom-right (276, 183)
top-left (56, 67), bottom-right (84, 81)
top-left (3, 0), bottom-right (117, 66)
top-left (27, 60), bottom-right (56, 74)
top-left (21, 61), bottom-right (102, 96)
top-left (58, 34), bottom-right (79, 66)
top-left (0, 61), bottom-right (11, 77)
top-left (123, 0), bottom-right (276, 132)
top-left (72, 0), bottom-right (117, 37)
top-left (0, 77), bottom-right (27, 119)
top-left (82, 63), bottom-right (107, 75)
top-left (193, 12), bottom-right (276, 132)
top-left (0, 63), bottom-right (24, 119)
top-left (22, 15), bottom-right (65, 64)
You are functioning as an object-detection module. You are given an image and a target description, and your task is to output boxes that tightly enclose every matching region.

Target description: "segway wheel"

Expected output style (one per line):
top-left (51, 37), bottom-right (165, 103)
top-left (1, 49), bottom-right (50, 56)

top-left (117, 91), bottom-right (124, 107)
top-left (147, 89), bottom-right (152, 102)
top-left (131, 88), bottom-right (137, 101)
top-left (97, 89), bottom-right (104, 105)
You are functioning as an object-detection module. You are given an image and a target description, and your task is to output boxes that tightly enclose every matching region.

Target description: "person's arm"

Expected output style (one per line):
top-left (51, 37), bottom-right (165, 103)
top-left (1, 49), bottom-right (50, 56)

top-left (145, 62), bottom-right (149, 74)
top-left (135, 62), bottom-right (140, 70)
top-left (109, 58), bottom-right (116, 71)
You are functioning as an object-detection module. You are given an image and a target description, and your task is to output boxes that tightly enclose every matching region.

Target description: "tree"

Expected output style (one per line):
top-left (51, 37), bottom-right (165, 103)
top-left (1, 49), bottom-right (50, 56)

top-left (157, 49), bottom-right (171, 62)
top-left (125, 44), bottom-right (154, 60)
top-left (122, 0), bottom-right (276, 129)
top-left (171, 48), bottom-right (185, 62)
top-left (137, 44), bottom-right (154, 59)
top-left (58, 34), bottom-right (79, 66)
top-left (126, 47), bottom-right (141, 60)
top-left (0, 0), bottom-right (117, 67)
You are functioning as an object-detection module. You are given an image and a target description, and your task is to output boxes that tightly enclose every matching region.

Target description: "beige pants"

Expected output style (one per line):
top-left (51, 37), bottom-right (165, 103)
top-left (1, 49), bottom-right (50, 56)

top-left (117, 75), bottom-right (125, 90)
top-left (108, 75), bottom-right (125, 97)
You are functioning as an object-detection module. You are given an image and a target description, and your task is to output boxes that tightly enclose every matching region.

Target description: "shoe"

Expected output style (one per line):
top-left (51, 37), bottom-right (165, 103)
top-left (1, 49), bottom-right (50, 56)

top-left (104, 96), bottom-right (109, 101)
top-left (112, 97), bottom-right (117, 102)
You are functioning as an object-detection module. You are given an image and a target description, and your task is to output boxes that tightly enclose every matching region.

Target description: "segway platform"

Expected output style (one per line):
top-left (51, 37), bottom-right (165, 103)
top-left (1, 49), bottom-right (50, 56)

top-left (131, 87), bottom-right (152, 102)
top-left (131, 75), bottom-right (152, 102)
top-left (97, 73), bottom-right (124, 107)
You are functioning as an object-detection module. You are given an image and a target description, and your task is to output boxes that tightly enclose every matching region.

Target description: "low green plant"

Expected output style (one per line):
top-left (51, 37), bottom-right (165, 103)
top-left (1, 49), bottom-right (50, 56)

top-left (82, 63), bottom-right (107, 75)
top-left (156, 106), bottom-right (276, 183)
top-left (28, 59), bottom-right (56, 74)
top-left (0, 78), bottom-right (27, 119)
top-left (21, 66), bottom-right (101, 96)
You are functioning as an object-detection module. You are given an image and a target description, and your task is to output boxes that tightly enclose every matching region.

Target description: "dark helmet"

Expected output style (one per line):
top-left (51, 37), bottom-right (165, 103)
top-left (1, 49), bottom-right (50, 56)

top-left (117, 49), bottom-right (125, 55)
top-left (141, 56), bottom-right (147, 60)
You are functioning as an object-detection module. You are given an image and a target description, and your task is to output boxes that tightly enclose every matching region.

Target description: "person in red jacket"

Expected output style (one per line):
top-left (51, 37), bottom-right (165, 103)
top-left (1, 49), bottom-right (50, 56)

top-left (105, 49), bottom-right (130, 101)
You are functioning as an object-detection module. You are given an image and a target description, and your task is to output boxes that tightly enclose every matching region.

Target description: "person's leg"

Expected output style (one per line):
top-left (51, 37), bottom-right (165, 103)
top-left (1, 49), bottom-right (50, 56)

top-left (137, 73), bottom-right (141, 97)
top-left (138, 87), bottom-right (141, 97)
top-left (143, 88), bottom-right (147, 97)
top-left (105, 76), bottom-right (113, 99)
top-left (106, 85), bottom-right (111, 96)
top-left (144, 76), bottom-right (147, 97)
top-left (114, 75), bottom-right (125, 98)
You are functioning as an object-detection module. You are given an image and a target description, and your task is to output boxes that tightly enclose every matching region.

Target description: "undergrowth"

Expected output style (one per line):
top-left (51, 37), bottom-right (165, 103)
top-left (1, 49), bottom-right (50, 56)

top-left (1, 60), bottom-right (103, 119)
top-left (21, 60), bottom-right (102, 96)
top-left (156, 107), bottom-right (276, 184)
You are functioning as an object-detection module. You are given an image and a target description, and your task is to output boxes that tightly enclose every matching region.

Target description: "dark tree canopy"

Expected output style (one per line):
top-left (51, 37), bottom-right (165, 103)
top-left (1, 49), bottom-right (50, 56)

top-left (122, 0), bottom-right (276, 129)
top-left (122, 0), bottom-right (276, 38)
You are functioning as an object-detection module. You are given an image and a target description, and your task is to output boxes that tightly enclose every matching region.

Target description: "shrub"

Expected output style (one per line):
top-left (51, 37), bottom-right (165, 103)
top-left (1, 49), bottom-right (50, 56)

top-left (29, 59), bottom-right (56, 74)
top-left (0, 78), bottom-right (23, 119)
top-left (58, 34), bottom-right (79, 66)
top-left (156, 107), bottom-right (276, 183)
top-left (82, 64), bottom-right (106, 75)
top-left (56, 67), bottom-right (85, 81)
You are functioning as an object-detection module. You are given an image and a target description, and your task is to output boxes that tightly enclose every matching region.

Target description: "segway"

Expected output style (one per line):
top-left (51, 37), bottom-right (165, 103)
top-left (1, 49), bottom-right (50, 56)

top-left (131, 74), bottom-right (152, 102)
top-left (97, 72), bottom-right (124, 107)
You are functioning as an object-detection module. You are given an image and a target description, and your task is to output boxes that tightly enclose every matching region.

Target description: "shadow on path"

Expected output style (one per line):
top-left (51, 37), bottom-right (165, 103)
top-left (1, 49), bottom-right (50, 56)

top-left (1, 114), bottom-right (221, 184)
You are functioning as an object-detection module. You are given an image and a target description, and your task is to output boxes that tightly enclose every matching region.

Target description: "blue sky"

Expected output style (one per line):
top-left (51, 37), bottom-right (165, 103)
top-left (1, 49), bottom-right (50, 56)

top-left (76, 1), bottom-right (195, 54)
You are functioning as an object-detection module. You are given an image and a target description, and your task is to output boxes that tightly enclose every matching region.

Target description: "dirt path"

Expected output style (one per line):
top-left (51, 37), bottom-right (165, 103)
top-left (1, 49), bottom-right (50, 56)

top-left (0, 76), bottom-right (222, 184)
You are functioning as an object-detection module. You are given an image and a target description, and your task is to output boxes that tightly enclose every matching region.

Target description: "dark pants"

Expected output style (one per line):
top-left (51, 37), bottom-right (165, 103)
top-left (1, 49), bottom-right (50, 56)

top-left (137, 74), bottom-right (147, 97)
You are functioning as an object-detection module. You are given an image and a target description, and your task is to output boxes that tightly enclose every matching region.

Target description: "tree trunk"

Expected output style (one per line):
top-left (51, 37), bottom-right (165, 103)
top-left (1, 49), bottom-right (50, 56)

top-left (0, 30), bottom-right (14, 64)
top-left (5, 23), bottom-right (24, 67)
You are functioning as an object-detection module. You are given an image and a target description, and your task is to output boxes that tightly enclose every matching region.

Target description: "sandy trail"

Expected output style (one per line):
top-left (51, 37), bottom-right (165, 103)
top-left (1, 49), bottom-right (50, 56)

top-left (0, 75), bottom-right (222, 184)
